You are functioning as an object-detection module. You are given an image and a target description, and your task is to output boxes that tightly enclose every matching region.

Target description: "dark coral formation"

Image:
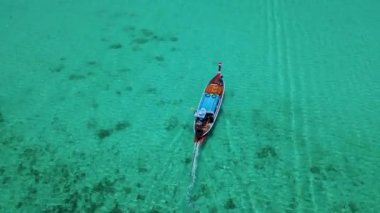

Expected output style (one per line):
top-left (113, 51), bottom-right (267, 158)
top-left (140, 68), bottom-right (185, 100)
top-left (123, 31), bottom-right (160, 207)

top-left (110, 203), bottom-right (123, 213)
top-left (254, 144), bottom-right (278, 170)
top-left (96, 128), bottom-right (113, 140)
top-left (87, 118), bottom-right (97, 129)
top-left (114, 121), bottom-right (130, 131)
top-left (155, 56), bottom-right (165, 62)
top-left (125, 86), bottom-right (133, 91)
top-left (136, 194), bottom-right (145, 201)
top-left (123, 26), bottom-right (135, 33)
top-left (50, 64), bottom-right (65, 73)
top-left (0, 126), bottom-right (134, 211)
top-left (94, 120), bottom-right (131, 140)
top-left (0, 112), bottom-right (4, 123)
top-left (169, 37), bottom-right (178, 42)
top-left (124, 187), bottom-right (132, 194)
top-left (310, 166), bottom-right (321, 174)
top-left (224, 198), bottom-right (236, 209)
top-left (86, 61), bottom-right (97, 66)
top-left (164, 116), bottom-right (179, 131)
top-left (92, 177), bottom-right (116, 193)
top-left (109, 43), bottom-right (123, 49)
top-left (121, 25), bottom-right (179, 56)
top-left (331, 201), bottom-right (360, 213)
top-left (256, 145), bottom-right (277, 159)
top-left (118, 68), bottom-right (131, 73)
top-left (141, 29), bottom-right (154, 37)
top-left (184, 157), bottom-right (192, 165)
top-left (68, 74), bottom-right (86, 80)
top-left (131, 38), bottom-right (149, 45)
top-left (146, 87), bottom-right (157, 94)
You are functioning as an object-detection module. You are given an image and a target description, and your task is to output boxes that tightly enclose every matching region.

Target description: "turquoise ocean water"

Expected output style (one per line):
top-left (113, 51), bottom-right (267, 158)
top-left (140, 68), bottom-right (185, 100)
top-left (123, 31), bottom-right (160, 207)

top-left (1, 0), bottom-right (380, 212)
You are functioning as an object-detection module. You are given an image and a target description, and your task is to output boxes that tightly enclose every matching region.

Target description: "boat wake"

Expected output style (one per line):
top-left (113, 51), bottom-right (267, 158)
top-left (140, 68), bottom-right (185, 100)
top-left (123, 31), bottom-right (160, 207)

top-left (186, 142), bottom-right (200, 207)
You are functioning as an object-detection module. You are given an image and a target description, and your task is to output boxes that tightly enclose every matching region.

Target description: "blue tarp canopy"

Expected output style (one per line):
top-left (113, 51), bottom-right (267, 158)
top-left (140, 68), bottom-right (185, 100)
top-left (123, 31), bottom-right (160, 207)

top-left (194, 93), bottom-right (220, 118)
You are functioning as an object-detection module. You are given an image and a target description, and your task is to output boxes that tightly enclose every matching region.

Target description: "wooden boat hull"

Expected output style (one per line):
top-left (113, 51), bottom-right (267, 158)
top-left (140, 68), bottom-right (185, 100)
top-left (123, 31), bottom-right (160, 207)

top-left (193, 63), bottom-right (224, 143)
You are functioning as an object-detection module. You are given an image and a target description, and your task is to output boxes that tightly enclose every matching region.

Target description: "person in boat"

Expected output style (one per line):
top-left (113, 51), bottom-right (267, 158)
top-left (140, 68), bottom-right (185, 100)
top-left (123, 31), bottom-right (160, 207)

top-left (195, 119), bottom-right (204, 138)
top-left (195, 119), bottom-right (203, 128)
top-left (208, 115), bottom-right (214, 123)
top-left (219, 76), bottom-right (223, 84)
top-left (199, 115), bottom-right (212, 132)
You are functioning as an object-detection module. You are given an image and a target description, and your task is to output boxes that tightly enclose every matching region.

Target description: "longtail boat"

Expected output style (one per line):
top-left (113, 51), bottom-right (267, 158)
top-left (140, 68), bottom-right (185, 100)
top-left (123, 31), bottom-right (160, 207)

top-left (193, 62), bottom-right (225, 144)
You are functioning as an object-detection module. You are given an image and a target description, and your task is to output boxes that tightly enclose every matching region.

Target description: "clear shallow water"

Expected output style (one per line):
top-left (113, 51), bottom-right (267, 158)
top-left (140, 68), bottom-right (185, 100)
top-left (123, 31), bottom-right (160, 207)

top-left (1, 0), bottom-right (379, 212)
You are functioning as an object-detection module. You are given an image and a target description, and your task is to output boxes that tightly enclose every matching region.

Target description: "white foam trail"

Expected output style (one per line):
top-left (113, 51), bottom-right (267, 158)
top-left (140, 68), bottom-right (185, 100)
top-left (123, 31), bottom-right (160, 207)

top-left (186, 143), bottom-right (200, 207)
